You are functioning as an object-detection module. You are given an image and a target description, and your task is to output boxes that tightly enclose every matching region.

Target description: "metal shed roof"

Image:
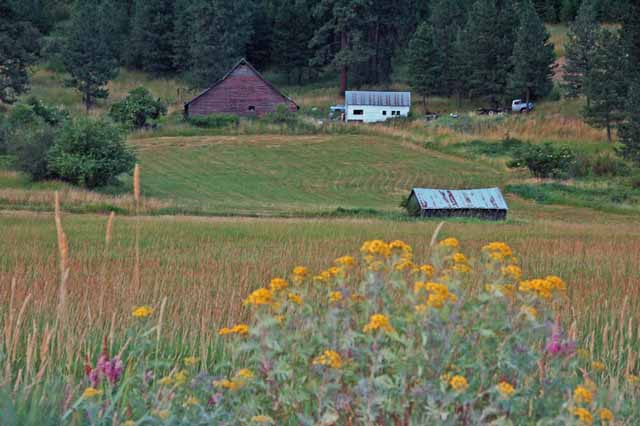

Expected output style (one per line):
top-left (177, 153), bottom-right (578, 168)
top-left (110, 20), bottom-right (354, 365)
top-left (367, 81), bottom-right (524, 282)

top-left (410, 187), bottom-right (509, 210)
top-left (345, 91), bottom-right (411, 107)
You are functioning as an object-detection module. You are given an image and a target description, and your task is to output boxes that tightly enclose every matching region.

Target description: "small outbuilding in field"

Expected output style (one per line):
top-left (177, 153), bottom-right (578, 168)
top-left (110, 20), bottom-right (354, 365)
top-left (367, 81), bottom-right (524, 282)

top-left (344, 90), bottom-right (410, 123)
top-left (184, 58), bottom-right (298, 117)
top-left (405, 187), bottom-right (508, 221)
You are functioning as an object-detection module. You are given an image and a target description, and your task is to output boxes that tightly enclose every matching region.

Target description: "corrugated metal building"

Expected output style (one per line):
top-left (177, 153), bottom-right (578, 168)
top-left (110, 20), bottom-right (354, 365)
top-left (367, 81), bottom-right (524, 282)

top-left (406, 187), bottom-right (508, 220)
top-left (184, 58), bottom-right (298, 117)
top-left (344, 91), bottom-right (411, 123)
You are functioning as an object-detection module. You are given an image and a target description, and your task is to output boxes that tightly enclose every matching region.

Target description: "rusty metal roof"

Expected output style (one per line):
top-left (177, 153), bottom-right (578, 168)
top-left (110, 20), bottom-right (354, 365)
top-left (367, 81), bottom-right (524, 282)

top-left (345, 91), bottom-right (411, 107)
top-left (411, 187), bottom-right (508, 210)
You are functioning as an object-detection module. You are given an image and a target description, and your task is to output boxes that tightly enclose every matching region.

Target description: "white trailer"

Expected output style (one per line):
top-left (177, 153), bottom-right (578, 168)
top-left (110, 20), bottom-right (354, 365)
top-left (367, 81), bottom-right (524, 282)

top-left (344, 91), bottom-right (411, 123)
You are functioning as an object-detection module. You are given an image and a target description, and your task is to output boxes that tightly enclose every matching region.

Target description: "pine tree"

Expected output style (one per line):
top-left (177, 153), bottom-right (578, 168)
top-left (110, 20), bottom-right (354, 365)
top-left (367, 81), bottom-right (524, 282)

top-left (582, 29), bottom-right (627, 144)
top-left (100, 0), bottom-right (132, 62)
top-left (272, 0), bottom-right (313, 84)
top-left (618, 79), bottom-right (640, 166)
top-left (0, 0), bottom-right (40, 104)
top-left (187, 0), bottom-right (254, 88)
top-left (509, 0), bottom-right (555, 103)
top-left (429, 0), bottom-right (467, 97)
top-left (172, 0), bottom-right (195, 74)
top-left (563, 0), bottom-right (598, 103)
top-left (407, 22), bottom-right (440, 113)
top-left (621, 1), bottom-right (640, 70)
top-left (128, 0), bottom-right (175, 74)
top-left (64, 0), bottom-right (119, 110)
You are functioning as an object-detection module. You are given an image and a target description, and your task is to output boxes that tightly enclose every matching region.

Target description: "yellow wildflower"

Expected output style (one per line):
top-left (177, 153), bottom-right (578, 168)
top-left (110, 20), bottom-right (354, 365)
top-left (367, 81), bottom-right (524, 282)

top-left (218, 324), bottom-right (250, 336)
top-left (419, 264), bottom-right (434, 278)
top-left (251, 415), bottom-right (274, 424)
top-left (132, 306), bottom-right (153, 318)
top-left (440, 372), bottom-right (452, 384)
top-left (213, 378), bottom-right (242, 391)
top-left (312, 350), bottom-right (343, 369)
top-left (368, 260), bottom-right (386, 272)
top-left (329, 291), bottom-right (343, 303)
top-left (592, 361), bottom-right (606, 372)
top-left (184, 396), bottom-right (200, 406)
top-left (497, 381), bottom-right (515, 398)
top-left (287, 292), bottom-right (302, 305)
top-left (520, 305), bottom-right (538, 319)
top-left (452, 252), bottom-right (467, 263)
top-left (158, 376), bottom-right (173, 386)
top-left (184, 356), bottom-right (198, 367)
top-left (363, 314), bottom-right (394, 333)
top-left (154, 410), bottom-right (170, 420)
top-left (519, 278), bottom-right (565, 301)
top-left (439, 238), bottom-right (459, 248)
top-left (82, 387), bottom-right (103, 399)
top-left (292, 266), bottom-right (309, 280)
top-left (335, 256), bottom-right (356, 266)
top-left (236, 369), bottom-right (254, 379)
top-left (501, 264), bottom-right (522, 279)
top-left (482, 242), bottom-right (513, 258)
top-left (452, 263), bottom-right (472, 273)
top-left (350, 293), bottom-right (365, 303)
top-left (573, 407), bottom-right (593, 424)
top-left (244, 288), bottom-right (273, 306)
top-left (360, 240), bottom-right (391, 257)
top-left (174, 370), bottom-right (188, 385)
top-left (574, 386), bottom-right (593, 405)
top-left (269, 278), bottom-right (288, 292)
top-left (415, 304), bottom-right (428, 314)
top-left (449, 375), bottom-right (469, 392)
top-left (394, 259), bottom-right (414, 271)
top-left (545, 275), bottom-right (567, 292)
top-left (598, 408), bottom-right (614, 422)
top-left (627, 374), bottom-right (640, 384)
top-left (275, 314), bottom-right (285, 324)
top-left (313, 270), bottom-right (333, 283)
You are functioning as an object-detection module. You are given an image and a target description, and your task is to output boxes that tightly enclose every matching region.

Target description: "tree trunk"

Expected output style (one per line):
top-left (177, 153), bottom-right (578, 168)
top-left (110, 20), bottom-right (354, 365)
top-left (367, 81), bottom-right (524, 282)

top-left (340, 30), bottom-right (348, 96)
top-left (525, 86), bottom-right (531, 105)
top-left (606, 121), bottom-right (612, 144)
top-left (423, 95), bottom-right (427, 114)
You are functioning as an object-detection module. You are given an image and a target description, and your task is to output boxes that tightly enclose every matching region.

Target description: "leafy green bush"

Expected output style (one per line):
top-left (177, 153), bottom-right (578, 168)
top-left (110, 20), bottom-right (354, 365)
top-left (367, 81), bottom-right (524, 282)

top-left (187, 113), bottom-right (239, 128)
top-left (109, 87), bottom-right (167, 129)
top-left (8, 97), bottom-right (69, 128)
top-left (47, 117), bottom-right (136, 188)
top-left (63, 238), bottom-right (639, 424)
top-left (572, 152), bottom-right (630, 177)
top-left (508, 142), bottom-right (576, 179)
top-left (12, 125), bottom-right (57, 181)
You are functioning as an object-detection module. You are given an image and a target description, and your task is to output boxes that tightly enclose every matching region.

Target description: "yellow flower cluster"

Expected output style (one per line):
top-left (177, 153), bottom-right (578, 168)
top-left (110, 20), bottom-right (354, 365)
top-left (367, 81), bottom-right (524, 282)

top-left (287, 292), bottom-right (302, 305)
top-left (184, 356), bottom-right (198, 366)
top-left (449, 375), bottom-right (469, 392)
top-left (313, 266), bottom-right (341, 283)
top-left (184, 396), bottom-right (200, 406)
top-left (482, 241), bottom-right (513, 260)
top-left (439, 238), bottom-right (459, 248)
top-left (218, 323), bottom-right (250, 336)
top-left (82, 387), bottom-right (103, 398)
top-left (497, 381), bottom-right (515, 398)
top-left (132, 305), bottom-right (153, 318)
top-left (574, 385), bottom-right (593, 405)
top-left (363, 314), bottom-right (394, 334)
top-left (520, 305), bottom-right (538, 319)
top-left (519, 276), bottom-right (567, 300)
top-left (485, 283), bottom-right (516, 298)
top-left (269, 278), bottom-right (288, 292)
top-left (251, 415), bottom-right (274, 424)
top-left (501, 264), bottom-right (522, 280)
top-left (335, 256), bottom-right (355, 266)
top-left (213, 369), bottom-right (254, 391)
top-left (244, 288), bottom-right (273, 306)
top-left (573, 407), bottom-right (593, 424)
top-left (418, 264), bottom-right (434, 278)
top-left (592, 361), bottom-right (606, 372)
top-left (627, 374), bottom-right (640, 384)
top-left (312, 350), bottom-right (343, 369)
top-left (415, 281), bottom-right (457, 310)
top-left (361, 240), bottom-right (392, 257)
top-left (329, 291), bottom-right (342, 303)
top-left (292, 266), bottom-right (309, 281)
top-left (174, 370), bottom-right (188, 384)
top-left (599, 408), bottom-right (614, 422)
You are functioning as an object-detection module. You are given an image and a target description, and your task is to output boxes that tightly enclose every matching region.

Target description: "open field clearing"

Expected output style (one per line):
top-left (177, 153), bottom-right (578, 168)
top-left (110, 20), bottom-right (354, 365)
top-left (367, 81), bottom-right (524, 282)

top-left (129, 134), bottom-right (504, 215)
top-left (2, 210), bottom-right (639, 385)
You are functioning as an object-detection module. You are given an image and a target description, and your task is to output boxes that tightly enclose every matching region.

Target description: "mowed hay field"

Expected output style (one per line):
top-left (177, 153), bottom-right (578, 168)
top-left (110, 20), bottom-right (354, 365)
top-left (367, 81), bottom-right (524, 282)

top-left (2, 210), bottom-right (640, 384)
top-left (130, 134), bottom-right (504, 215)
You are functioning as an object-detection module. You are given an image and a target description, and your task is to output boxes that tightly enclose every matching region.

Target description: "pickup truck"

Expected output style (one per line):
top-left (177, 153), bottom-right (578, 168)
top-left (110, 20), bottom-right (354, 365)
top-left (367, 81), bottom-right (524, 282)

top-left (512, 99), bottom-right (534, 113)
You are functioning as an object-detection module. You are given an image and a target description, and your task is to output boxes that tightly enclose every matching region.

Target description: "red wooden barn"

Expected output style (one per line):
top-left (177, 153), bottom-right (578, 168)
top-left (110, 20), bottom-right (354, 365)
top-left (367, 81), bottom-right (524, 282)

top-left (184, 58), bottom-right (298, 117)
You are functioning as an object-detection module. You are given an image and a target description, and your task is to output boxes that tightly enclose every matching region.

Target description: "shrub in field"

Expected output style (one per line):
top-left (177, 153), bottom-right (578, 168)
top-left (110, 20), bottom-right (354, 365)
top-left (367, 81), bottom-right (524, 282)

top-left (109, 87), bottom-right (167, 129)
top-left (187, 113), bottom-right (240, 129)
top-left (65, 238), bottom-right (639, 425)
top-left (47, 117), bottom-right (136, 188)
top-left (508, 142), bottom-right (576, 179)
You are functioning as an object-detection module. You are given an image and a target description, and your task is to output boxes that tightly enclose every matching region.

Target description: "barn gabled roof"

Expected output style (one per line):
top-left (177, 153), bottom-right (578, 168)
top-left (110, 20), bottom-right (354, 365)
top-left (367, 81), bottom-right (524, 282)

top-left (184, 58), bottom-right (298, 108)
top-left (409, 187), bottom-right (509, 210)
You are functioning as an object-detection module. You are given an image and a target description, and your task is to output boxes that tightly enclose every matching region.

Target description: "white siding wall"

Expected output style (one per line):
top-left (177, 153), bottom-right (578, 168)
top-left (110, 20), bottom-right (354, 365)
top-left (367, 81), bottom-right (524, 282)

top-left (345, 105), bottom-right (410, 123)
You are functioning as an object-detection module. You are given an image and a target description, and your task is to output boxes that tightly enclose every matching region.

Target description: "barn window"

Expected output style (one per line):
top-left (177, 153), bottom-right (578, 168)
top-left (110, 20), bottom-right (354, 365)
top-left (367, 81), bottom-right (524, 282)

top-left (382, 110), bottom-right (387, 115)
top-left (248, 105), bottom-right (256, 112)
top-left (353, 109), bottom-right (364, 115)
